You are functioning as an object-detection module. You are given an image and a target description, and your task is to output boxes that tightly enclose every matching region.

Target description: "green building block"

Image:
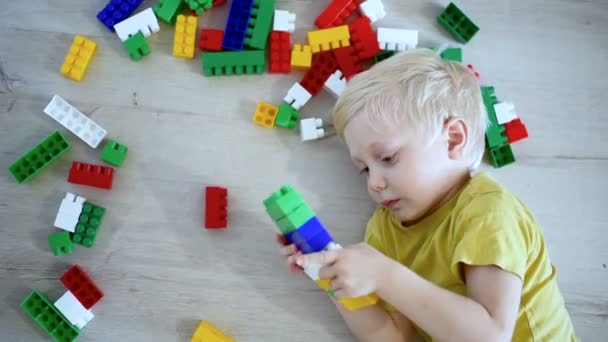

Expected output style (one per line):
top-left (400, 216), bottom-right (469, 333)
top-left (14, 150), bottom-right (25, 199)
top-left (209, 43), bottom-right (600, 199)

top-left (71, 202), bottom-right (106, 248)
top-left (440, 47), bottom-right (462, 62)
top-left (373, 50), bottom-right (396, 65)
top-left (202, 50), bottom-right (266, 76)
top-left (275, 203), bottom-right (315, 234)
top-left (437, 2), bottom-right (479, 44)
top-left (186, 0), bottom-right (213, 15)
top-left (100, 139), bottom-right (128, 167)
top-left (275, 104), bottom-right (300, 130)
top-left (154, 0), bottom-right (187, 24)
top-left (8, 131), bottom-right (71, 184)
top-left (245, 0), bottom-right (276, 50)
top-left (48, 231), bottom-right (75, 256)
top-left (263, 185), bottom-right (307, 222)
top-left (488, 144), bottom-right (515, 168)
top-left (21, 290), bottom-right (81, 342)
top-left (481, 86), bottom-right (508, 149)
top-left (123, 32), bottom-right (150, 61)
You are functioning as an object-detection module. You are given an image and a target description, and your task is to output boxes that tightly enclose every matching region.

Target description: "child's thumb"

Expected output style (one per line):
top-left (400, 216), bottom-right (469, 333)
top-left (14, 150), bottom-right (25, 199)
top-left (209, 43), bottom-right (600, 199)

top-left (296, 250), bottom-right (339, 267)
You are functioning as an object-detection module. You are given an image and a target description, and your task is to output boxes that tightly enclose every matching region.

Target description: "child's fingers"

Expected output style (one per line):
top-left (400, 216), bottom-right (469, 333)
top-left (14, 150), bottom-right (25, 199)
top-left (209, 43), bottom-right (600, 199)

top-left (280, 244), bottom-right (298, 257)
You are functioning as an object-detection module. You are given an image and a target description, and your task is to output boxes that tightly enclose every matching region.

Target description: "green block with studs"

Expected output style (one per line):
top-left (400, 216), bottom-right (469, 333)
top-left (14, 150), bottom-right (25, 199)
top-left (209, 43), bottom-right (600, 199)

top-left (245, 0), bottom-right (276, 50)
top-left (488, 144), bottom-right (515, 168)
top-left (481, 86), bottom-right (508, 149)
top-left (373, 50), bottom-right (396, 65)
top-left (263, 185), bottom-right (307, 222)
top-left (186, 0), bottom-right (213, 15)
top-left (437, 2), bottom-right (479, 44)
top-left (8, 131), bottom-right (71, 184)
top-left (123, 32), bottom-right (150, 61)
top-left (48, 231), bottom-right (75, 256)
top-left (275, 203), bottom-right (315, 234)
top-left (440, 47), bottom-right (462, 62)
top-left (100, 139), bottom-right (128, 167)
top-left (21, 289), bottom-right (81, 342)
top-left (154, 0), bottom-right (187, 24)
top-left (275, 104), bottom-right (300, 130)
top-left (71, 202), bottom-right (106, 248)
top-left (202, 50), bottom-right (266, 76)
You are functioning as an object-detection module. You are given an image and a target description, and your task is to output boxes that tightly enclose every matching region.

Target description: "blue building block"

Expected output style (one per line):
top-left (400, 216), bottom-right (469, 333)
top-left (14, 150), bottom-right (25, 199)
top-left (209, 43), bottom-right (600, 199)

top-left (222, 0), bottom-right (255, 51)
top-left (286, 216), bottom-right (334, 254)
top-left (97, 0), bottom-right (144, 32)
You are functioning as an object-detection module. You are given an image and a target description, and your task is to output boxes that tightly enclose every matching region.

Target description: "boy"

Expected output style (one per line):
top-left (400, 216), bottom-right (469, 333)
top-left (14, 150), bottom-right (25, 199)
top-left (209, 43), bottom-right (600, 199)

top-left (277, 49), bottom-right (576, 341)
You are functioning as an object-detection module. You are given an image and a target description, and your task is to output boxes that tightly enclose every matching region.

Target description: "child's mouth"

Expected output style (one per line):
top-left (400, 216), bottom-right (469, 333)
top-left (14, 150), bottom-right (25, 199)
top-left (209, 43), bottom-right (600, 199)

top-left (382, 199), bottom-right (400, 208)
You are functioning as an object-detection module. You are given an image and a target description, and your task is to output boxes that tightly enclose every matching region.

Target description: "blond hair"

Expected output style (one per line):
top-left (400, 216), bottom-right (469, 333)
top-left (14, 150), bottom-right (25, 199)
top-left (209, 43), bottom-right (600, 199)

top-left (332, 48), bottom-right (489, 170)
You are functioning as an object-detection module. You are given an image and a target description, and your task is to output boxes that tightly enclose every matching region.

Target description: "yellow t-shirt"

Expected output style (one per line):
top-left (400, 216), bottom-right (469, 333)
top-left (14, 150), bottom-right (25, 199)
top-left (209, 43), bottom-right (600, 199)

top-left (365, 172), bottom-right (576, 341)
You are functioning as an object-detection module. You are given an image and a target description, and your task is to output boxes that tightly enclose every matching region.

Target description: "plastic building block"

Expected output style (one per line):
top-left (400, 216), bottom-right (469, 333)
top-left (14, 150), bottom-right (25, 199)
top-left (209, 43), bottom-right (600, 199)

top-left (122, 31), bottom-right (151, 61)
top-left (21, 290), bottom-right (81, 342)
top-left (97, 0), bottom-right (144, 32)
top-left (437, 2), bottom-right (479, 44)
top-left (291, 44), bottom-right (312, 69)
top-left (481, 86), bottom-right (508, 149)
top-left (8, 131), bottom-right (71, 184)
top-left (48, 231), bottom-right (75, 256)
top-left (347, 16), bottom-right (380, 60)
top-left (300, 51), bottom-right (338, 96)
top-left (283, 83), bottom-right (312, 110)
top-left (285, 216), bottom-right (334, 253)
top-left (275, 103), bottom-right (300, 129)
top-left (504, 118), bottom-right (528, 144)
top-left (186, 0), bottom-right (213, 14)
top-left (205, 186), bottom-right (228, 229)
top-left (263, 185), bottom-right (307, 222)
top-left (494, 102), bottom-right (518, 125)
top-left (154, 0), bottom-right (187, 24)
top-left (100, 139), bottom-right (128, 167)
top-left (274, 203), bottom-right (315, 234)
top-left (202, 50), bottom-right (265, 76)
top-left (333, 46), bottom-right (364, 79)
top-left (72, 202), bottom-right (106, 248)
top-left (54, 192), bottom-right (86, 233)
top-left (54, 291), bottom-right (94, 329)
top-left (467, 64), bottom-right (480, 80)
top-left (43, 95), bottom-right (107, 148)
top-left (212, 0), bottom-right (227, 7)
top-left (358, 0), bottom-right (386, 23)
top-left (300, 118), bottom-right (325, 142)
top-left (245, 0), bottom-right (276, 50)
top-left (173, 15), bottom-right (198, 59)
top-left (114, 7), bottom-right (160, 41)
top-left (273, 10), bottom-right (295, 33)
top-left (222, 0), bottom-right (255, 50)
top-left (191, 320), bottom-right (235, 342)
top-left (60, 35), bottom-right (97, 82)
top-left (372, 50), bottom-right (395, 64)
top-left (67, 162), bottom-right (114, 190)
top-left (488, 144), bottom-right (515, 168)
top-left (315, 0), bottom-right (362, 29)
top-left (268, 31), bottom-right (291, 73)
top-left (61, 265), bottom-right (104, 309)
top-left (377, 27), bottom-right (418, 51)
top-left (252, 101), bottom-right (278, 128)
top-left (324, 69), bottom-right (346, 98)
top-left (199, 29), bottom-right (224, 51)
top-left (307, 25), bottom-right (350, 53)
top-left (440, 47), bottom-right (462, 62)
top-left (315, 278), bottom-right (380, 310)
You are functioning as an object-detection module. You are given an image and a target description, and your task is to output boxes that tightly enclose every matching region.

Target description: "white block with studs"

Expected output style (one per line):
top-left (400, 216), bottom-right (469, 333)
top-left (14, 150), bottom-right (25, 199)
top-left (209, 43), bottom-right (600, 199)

top-left (54, 290), bottom-right (95, 329)
top-left (284, 83), bottom-right (312, 110)
top-left (494, 101), bottom-right (519, 125)
top-left (377, 27), bottom-right (418, 51)
top-left (43, 95), bottom-right (107, 148)
top-left (53, 192), bottom-right (86, 233)
top-left (359, 0), bottom-right (386, 23)
top-left (300, 118), bottom-right (325, 142)
top-left (324, 70), bottom-right (347, 98)
top-left (273, 10), bottom-right (296, 33)
top-left (114, 8), bottom-right (160, 41)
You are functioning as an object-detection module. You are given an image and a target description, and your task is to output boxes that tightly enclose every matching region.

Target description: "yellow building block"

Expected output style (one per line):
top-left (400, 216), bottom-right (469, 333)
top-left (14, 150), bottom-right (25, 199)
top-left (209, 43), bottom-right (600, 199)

top-left (252, 101), bottom-right (278, 128)
top-left (60, 35), bottom-right (97, 82)
top-left (291, 44), bottom-right (312, 69)
top-left (191, 321), bottom-right (235, 342)
top-left (173, 15), bottom-right (198, 59)
top-left (316, 278), bottom-right (379, 311)
top-left (307, 25), bottom-right (350, 53)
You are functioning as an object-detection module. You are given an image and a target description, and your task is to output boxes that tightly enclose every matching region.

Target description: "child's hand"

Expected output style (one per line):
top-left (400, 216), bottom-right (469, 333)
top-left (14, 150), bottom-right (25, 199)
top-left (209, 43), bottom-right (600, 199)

top-left (276, 234), bottom-right (305, 275)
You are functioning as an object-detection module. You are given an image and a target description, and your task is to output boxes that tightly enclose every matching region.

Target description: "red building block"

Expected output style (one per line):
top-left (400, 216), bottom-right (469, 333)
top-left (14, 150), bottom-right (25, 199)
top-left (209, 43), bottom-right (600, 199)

top-left (199, 29), bottom-right (224, 51)
top-left (212, 0), bottom-right (227, 7)
top-left (269, 31), bottom-right (291, 73)
top-left (67, 161), bottom-right (114, 190)
top-left (60, 265), bottom-right (104, 309)
top-left (467, 64), bottom-right (480, 80)
top-left (205, 186), bottom-right (227, 229)
top-left (348, 16), bottom-right (380, 60)
top-left (300, 51), bottom-right (338, 96)
top-left (315, 0), bottom-right (362, 28)
top-left (333, 46), bottom-right (364, 79)
top-left (504, 118), bottom-right (528, 143)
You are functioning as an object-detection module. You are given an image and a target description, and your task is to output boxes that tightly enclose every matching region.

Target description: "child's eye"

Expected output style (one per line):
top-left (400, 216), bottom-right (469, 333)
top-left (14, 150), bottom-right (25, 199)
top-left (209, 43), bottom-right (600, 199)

top-left (359, 167), bottom-right (369, 175)
top-left (381, 153), bottom-right (397, 163)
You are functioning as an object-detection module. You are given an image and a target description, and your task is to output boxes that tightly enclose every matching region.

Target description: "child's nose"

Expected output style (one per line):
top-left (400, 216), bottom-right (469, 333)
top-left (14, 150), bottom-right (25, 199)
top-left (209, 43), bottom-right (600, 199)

top-left (368, 171), bottom-right (387, 192)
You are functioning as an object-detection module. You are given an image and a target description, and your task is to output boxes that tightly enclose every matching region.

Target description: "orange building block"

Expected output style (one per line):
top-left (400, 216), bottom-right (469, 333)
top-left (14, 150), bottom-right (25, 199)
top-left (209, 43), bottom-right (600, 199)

top-left (60, 35), bottom-right (97, 81)
top-left (252, 101), bottom-right (278, 128)
top-left (173, 15), bottom-right (198, 58)
top-left (191, 321), bottom-right (235, 342)
top-left (316, 278), bottom-right (379, 311)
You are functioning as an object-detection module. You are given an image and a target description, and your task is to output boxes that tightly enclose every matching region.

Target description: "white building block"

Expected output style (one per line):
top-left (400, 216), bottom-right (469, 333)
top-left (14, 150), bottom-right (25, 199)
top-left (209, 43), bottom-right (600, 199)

top-left (284, 83), bottom-right (312, 110)
top-left (300, 118), bottom-right (325, 142)
top-left (54, 290), bottom-right (94, 329)
top-left (323, 70), bottom-right (347, 98)
top-left (273, 10), bottom-right (296, 33)
top-left (43, 95), bottom-right (107, 148)
top-left (302, 242), bottom-right (342, 280)
top-left (54, 192), bottom-right (86, 233)
top-left (494, 101), bottom-right (518, 125)
top-left (377, 27), bottom-right (418, 51)
top-left (359, 0), bottom-right (386, 23)
top-left (114, 8), bottom-right (160, 41)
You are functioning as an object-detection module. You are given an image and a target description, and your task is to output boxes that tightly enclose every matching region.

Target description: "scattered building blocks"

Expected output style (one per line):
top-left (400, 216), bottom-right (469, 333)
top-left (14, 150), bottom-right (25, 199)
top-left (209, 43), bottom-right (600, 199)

top-left (8, 131), bottom-right (71, 184)
top-left (122, 31), bottom-right (151, 61)
top-left (60, 35), bottom-right (97, 82)
top-left (222, 0), bottom-right (255, 50)
top-left (54, 291), bottom-right (95, 329)
top-left (202, 50), bottom-right (266, 76)
top-left (315, 0), bottom-right (362, 29)
top-left (97, 0), bottom-right (144, 32)
top-left (273, 10), bottom-right (296, 33)
top-left (173, 15), bottom-right (198, 59)
top-left (114, 7), bottom-right (160, 41)
top-left (333, 46), bottom-right (364, 79)
top-left (481, 86), bottom-right (508, 149)
top-left (284, 83), bottom-right (312, 110)
top-left (245, 0), bottom-right (276, 50)
top-left (467, 64), bottom-right (480, 80)
top-left (54, 192), bottom-right (86, 233)
top-left (205, 186), bottom-right (228, 229)
top-left (285, 216), bottom-right (334, 253)
top-left (191, 320), bottom-right (235, 342)
top-left (358, 0), bottom-right (386, 23)
top-left (299, 51), bottom-right (338, 96)
top-left (186, 0), bottom-right (213, 14)
top-left (488, 144), bottom-right (515, 168)
top-left (274, 203), bottom-right (315, 234)
top-left (21, 290), bottom-right (81, 342)
top-left (291, 44), bottom-right (312, 69)
top-left (504, 118), bottom-right (528, 144)
top-left (275, 103), bottom-right (300, 129)
top-left (252, 101), bottom-right (278, 128)
top-left (43, 95), bottom-right (107, 148)
top-left (300, 118), bottom-right (325, 142)
top-left (440, 47), bottom-right (462, 62)
top-left (372, 50), bottom-right (395, 64)
top-left (67, 161), bottom-right (114, 190)
top-left (268, 31), bottom-right (291, 73)
top-left (377, 27), bottom-right (418, 51)
top-left (154, 0), bottom-right (187, 24)
top-left (437, 2), bottom-right (479, 44)
top-left (494, 101), bottom-right (518, 125)
top-left (324, 69), bottom-right (347, 98)
top-left (72, 202), bottom-right (107, 248)
top-left (347, 16), bottom-right (380, 60)
top-left (100, 139), bottom-right (128, 167)
top-left (199, 29), bottom-right (224, 51)
top-left (307, 25), bottom-right (351, 53)
top-left (61, 265), bottom-right (104, 309)
top-left (48, 231), bottom-right (76, 256)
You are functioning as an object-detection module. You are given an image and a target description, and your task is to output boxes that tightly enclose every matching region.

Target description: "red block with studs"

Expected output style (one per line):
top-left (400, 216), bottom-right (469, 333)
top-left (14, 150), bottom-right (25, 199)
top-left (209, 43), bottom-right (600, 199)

top-left (199, 29), bottom-right (224, 51)
top-left (205, 186), bottom-right (227, 229)
top-left (269, 31), bottom-right (291, 73)
top-left (467, 64), bottom-right (480, 80)
top-left (299, 51), bottom-right (338, 96)
top-left (348, 16), bottom-right (380, 60)
top-left (60, 265), bottom-right (104, 309)
top-left (333, 46), bottom-right (364, 79)
top-left (67, 161), bottom-right (114, 189)
top-left (212, 0), bottom-right (227, 6)
top-left (504, 118), bottom-right (528, 143)
top-left (315, 0), bottom-right (363, 28)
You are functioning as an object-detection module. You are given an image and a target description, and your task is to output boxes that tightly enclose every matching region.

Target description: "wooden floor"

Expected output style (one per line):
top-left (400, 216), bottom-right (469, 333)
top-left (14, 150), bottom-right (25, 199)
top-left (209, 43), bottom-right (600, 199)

top-left (1, 0), bottom-right (607, 341)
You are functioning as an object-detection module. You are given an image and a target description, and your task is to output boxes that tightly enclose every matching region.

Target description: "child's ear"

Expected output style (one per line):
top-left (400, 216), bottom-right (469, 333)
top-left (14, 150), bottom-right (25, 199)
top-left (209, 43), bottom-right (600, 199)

top-left (444, 117), bottom-right (468, 159)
